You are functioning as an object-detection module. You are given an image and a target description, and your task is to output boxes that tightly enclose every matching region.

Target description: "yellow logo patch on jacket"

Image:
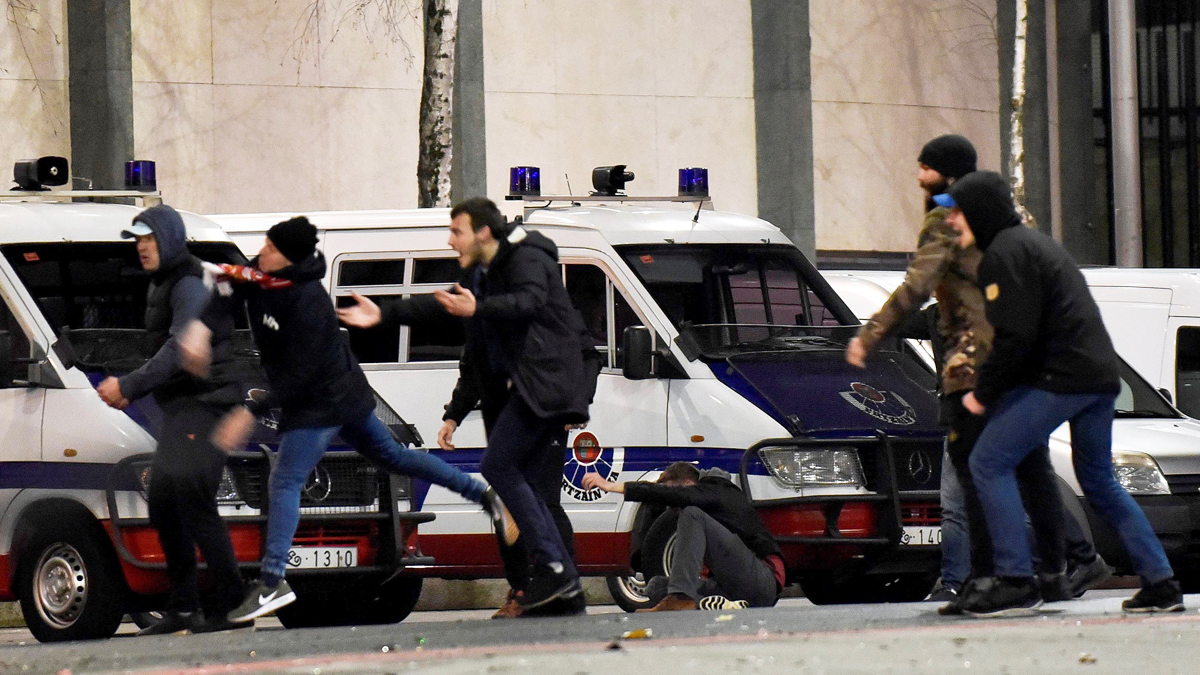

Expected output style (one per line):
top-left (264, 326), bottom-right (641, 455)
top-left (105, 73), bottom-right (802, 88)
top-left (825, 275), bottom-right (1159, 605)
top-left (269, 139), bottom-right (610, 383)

top-left (985, 283), bottom-right (1000, 301)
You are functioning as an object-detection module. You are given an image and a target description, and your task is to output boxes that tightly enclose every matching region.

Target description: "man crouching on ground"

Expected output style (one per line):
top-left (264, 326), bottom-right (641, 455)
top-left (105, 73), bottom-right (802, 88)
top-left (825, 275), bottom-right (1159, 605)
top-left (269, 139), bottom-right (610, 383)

top-left (583, 462), bottom-right (784, 611)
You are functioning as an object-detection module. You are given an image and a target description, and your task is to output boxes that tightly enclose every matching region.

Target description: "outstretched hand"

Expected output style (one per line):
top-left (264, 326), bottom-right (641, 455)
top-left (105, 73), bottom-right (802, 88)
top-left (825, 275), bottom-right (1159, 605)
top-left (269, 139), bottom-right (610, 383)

top-left (582, 472), bottom-right (623, 494)
top-left (336, 292), bottom-right (383, 328)
top-left (435, 284), bottom-right (477, 317)
top-left (845, 337), bottom-right (867, 369)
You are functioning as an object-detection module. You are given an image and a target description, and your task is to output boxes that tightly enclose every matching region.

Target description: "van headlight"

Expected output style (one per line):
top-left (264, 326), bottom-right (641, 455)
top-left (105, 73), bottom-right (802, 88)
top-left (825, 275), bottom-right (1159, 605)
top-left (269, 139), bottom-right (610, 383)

top-left (758, 447), bottom-right (865, 490)
top-left (135, 464), bottom-right (244, 505)
top-left (1113, 451), bottom-right (1170, 495)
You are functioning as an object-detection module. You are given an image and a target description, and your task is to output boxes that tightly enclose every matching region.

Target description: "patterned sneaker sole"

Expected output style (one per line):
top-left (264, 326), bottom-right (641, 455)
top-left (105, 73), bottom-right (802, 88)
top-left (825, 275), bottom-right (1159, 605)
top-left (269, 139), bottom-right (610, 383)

top-left (229, 590), bottom-right (297, 623)
top-left (698, 596), bottom-right (749, 611)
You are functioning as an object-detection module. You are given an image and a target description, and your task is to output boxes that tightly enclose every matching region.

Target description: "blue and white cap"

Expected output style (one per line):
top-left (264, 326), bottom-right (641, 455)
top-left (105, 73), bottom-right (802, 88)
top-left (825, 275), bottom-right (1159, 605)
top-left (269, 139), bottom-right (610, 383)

top-left (932, 193), bottom-right (956, 208)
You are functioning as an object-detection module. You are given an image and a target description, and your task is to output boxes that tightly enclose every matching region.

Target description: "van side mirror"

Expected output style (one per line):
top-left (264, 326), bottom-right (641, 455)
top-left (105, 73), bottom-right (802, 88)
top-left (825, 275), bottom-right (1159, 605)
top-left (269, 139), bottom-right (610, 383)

top-left (52, 327), bottom-right (78, 370)
top-left (621, 326), bottom-right (654, 380)
top-left (1160, 387), bottom-right (1174, 405)
top-left (0, 332), bottom-right (13, 388)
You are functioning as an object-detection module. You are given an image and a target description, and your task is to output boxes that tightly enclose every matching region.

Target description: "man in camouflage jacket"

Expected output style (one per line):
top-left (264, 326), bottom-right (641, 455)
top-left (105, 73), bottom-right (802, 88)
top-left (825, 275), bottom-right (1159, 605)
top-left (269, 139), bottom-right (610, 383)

top-left (846, 136), bottom-right (1104, 613)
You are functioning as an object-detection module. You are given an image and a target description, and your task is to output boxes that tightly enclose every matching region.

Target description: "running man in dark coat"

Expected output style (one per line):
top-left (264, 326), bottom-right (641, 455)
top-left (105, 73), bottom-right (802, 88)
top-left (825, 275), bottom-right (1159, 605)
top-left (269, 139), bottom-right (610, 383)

top-left (97, 205), bottom-right (246, 635)
top-left (944, 171), bottom-right (1183, 616)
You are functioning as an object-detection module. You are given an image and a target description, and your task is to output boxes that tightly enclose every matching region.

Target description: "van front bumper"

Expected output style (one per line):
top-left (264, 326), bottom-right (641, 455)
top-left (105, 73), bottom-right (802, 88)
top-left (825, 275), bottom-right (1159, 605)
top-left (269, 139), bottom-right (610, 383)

top-left (1085, 492), bottom-right (1200, 575)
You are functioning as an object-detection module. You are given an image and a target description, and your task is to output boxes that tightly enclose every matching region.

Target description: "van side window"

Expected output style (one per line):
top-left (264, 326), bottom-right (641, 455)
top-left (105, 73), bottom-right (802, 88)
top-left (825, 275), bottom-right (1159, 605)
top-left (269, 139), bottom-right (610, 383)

top-left (1176, 326), bottom-right (1200, 416)
top-left (335, 294), bottom-right (401, 363)
top-left (0, 297), bottom-right (32, 387)
top-left (338, 260), bottom-right (405, 287)
top-left (563, 262), bottom-right (643, 369)
top-left (412, 258), bottom-right (461, 285)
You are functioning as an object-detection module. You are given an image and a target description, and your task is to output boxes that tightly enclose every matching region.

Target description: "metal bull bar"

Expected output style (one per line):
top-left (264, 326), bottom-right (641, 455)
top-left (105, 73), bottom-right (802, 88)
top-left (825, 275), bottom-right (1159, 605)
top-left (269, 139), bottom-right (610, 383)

top-left (105, 450), bottom-right (435, 573)
top-left (738, 431), bottom-right (925, 548)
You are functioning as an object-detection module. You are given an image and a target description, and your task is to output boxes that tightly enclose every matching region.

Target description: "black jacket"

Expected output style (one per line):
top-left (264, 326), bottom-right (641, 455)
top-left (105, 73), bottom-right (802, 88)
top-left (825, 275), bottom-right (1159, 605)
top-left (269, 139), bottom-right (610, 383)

top-left (622, 476), bottom-right (784, 562)
top-left (948, 171), bottom-right (1121, 406)
top-left (237, 252), bottom-right (376, 431)
top-left (119, 205), bottom-right (239, 407)
top-left (388, 227), bottom-right (600, 425)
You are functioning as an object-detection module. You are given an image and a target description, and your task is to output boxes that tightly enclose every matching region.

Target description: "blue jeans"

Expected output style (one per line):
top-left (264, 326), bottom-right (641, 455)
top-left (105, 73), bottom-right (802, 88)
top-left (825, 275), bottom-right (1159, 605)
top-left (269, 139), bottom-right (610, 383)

top-left (969, 388), bottom-right (1173, 583)
top-left (938, 445), bottom-right (970, 591)
top-left (262, 411), bottom-right (487, 579)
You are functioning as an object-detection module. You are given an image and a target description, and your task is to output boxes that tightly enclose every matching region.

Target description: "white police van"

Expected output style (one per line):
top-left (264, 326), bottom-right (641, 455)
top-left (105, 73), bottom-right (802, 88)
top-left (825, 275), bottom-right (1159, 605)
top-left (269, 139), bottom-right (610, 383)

top-left (0, 158), bottom-right (432, 642)
top-left (825, 269), bottom-right (1200, 587)
top-left (212, 166), bottom-right (954, 609)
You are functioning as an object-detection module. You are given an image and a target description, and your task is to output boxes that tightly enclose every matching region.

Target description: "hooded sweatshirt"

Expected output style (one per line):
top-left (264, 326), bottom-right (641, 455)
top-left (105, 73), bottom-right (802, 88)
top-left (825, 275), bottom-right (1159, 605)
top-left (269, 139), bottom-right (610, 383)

top-left (947, 171), bottom-right (1121, 405)
top-left (118, 205), bottom-right (238, 406)
top-left (238, 251), bottom-right (377, 431)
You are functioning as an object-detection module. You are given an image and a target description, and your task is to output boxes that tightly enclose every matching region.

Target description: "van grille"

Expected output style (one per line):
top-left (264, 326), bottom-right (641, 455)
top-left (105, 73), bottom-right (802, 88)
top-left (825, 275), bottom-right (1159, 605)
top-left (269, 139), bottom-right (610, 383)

top-left (857, 440), bottom-right (943, 493)
top-left (1166, 474), bottom-right (1200, 495)
top-left (230, 453), bottom-right (382, 513)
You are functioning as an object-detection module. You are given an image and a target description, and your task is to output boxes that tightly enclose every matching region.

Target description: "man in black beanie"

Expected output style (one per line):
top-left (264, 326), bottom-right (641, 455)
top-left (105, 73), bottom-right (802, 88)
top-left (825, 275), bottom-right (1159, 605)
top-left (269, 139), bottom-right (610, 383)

top-left (944, 171), bottom-right (1183, 616)
top-left (179, 216), bottom-right (506, 624)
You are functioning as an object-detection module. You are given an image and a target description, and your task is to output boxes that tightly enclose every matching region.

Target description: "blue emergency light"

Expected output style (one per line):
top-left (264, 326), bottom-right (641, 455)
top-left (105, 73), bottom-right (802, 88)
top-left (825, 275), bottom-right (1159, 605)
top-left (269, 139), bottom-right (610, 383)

top-left (125, 160), bottom-right (156, 191)
top-left (509, 166), bottom-right (541, 197)
top-left (678, 167), bottom-right (709, 197)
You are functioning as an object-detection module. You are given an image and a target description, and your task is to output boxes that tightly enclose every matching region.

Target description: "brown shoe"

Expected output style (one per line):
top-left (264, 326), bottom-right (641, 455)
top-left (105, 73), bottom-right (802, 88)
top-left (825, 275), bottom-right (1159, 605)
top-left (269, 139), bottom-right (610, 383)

top-left (492, 590), bottom-right (524, 619)
top-left (636, 593), bottom-right (697, 612)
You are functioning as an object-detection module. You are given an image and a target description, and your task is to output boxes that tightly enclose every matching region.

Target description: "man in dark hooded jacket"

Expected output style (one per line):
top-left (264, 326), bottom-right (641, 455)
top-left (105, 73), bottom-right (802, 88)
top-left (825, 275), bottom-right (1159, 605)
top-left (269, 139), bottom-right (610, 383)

top-left (97, 204), bottom-right (246, 635)
top-left (179, 216), bottom-right (499, 624)
top-left (339, 198), bottom-right (601, 615)
top-left (943, 170), bottom-right (1183, 616)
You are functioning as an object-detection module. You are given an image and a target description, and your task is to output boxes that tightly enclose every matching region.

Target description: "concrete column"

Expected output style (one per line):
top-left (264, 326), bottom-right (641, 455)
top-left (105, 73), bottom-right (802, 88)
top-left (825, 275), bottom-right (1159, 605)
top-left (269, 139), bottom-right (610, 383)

top-left (451, 0), bottom-right (487, 203)
top-left (66, 0), bottom-right (133, 190)
top-left (1056, 0), bottom-right (1108, 263)
top-left (1023, 0), bottom-right (1053, 235)
top-left (751, 0), bottom-right (816, 260)
top-left (1108, 0), bottom-right (1143, 266)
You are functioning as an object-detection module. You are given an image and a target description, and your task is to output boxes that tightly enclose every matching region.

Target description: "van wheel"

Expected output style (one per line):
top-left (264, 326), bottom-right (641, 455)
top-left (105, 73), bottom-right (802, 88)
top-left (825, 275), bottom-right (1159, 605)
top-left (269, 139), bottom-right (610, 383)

top-left (17, 528), bottom-right (125, 642)
top-left (640, 510), bottom-right (680, 580)
top-left (276, 576), bottom-right (422, 628)
top-left (606, 574), bottom-right (654, 612)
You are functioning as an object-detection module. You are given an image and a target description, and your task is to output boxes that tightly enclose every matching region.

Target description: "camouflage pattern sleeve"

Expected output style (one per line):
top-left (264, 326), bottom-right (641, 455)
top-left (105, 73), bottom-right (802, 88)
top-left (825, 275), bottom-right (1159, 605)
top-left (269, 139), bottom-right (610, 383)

top-left (855, 211), bottom-right (958, 354)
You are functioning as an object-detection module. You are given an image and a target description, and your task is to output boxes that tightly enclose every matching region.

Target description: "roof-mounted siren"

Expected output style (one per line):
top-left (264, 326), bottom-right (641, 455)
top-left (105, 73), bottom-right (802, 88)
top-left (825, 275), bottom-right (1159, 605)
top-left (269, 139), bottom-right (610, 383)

top-left (507, 166), bottom-right (540, 199)
top-left (13, 156), bottom-right (68, 191)
top-left (591, 165), bottom-right (634, 196)
top-left (678, 167), bottom-right (709, 197)
top-left (125, 160), bottom-right (156, 191)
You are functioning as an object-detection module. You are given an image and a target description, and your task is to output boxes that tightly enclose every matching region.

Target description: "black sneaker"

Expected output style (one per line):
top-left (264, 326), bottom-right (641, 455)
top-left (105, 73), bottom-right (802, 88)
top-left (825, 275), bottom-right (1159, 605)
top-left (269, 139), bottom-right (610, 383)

top-left (136, 611), bottom-right (201, 636)
top-left (481, 487), bottom-right (519, 546)
top-left (518, 565), bottom-right (581, 611)
top-left (1038, 572), bottom-right (1073, 602)
top-left (1122, 578), bottom-right (1185, 613)
top-left (228, 578), bottom-right (296, 623)
top-left (963, 576), bottom-right (1042, 618)
top-left (938, 578), bottom-right (985, 616)
top-left (191, 615), bottom-right (255, 633)
top-left (1067, 555), bottom-right (1112, 598)
top-left (926, 586), bottom-right (958, 603)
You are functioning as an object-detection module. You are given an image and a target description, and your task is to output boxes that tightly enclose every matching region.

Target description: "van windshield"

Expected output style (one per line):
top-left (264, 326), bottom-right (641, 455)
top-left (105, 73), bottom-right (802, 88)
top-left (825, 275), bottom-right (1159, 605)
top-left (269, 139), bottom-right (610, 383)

top-left (617, 244), bottom-right (854, 329)
top-left (3, 242), bottom-right (248, 335)
top-left (1116, 358), bottom-right (1180, 418)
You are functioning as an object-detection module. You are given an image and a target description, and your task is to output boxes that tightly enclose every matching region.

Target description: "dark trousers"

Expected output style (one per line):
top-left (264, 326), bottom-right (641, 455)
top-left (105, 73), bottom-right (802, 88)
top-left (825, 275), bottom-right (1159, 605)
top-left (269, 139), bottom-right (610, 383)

top-left (480, 394), bottom-right (578, 582)
top-left (944, 395), bottom-right (1095, 579)
top-left (664, 506), bottom-right (779, 607)
top-left (147, 401), bottom-right (243, 615)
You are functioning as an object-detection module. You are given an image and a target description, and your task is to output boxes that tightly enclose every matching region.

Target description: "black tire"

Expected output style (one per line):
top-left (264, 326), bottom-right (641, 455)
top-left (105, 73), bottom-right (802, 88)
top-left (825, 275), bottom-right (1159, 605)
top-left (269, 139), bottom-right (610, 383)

top-left (130, 611), bottom-right (165, 630)
top-left (640, 510), bottom-right (680, 581)
top-left (800, 572), bottom-right (936, 605)
top-left (16, 525), bottom-right (126, 642)
top-left (276, 576), bottom-right (423, 628)
top-left (605, 574), bottom-right (654, 612)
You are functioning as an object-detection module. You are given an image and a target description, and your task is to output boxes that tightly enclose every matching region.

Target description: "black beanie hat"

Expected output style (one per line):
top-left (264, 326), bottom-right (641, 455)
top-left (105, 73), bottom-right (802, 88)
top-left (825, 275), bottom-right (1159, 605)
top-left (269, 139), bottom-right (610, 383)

top-left (946, 171), bottom-right (1021, 251)
top-left (918, 135), bottom-right (977, 179)
top-left (267, 216), bottom-right (319, 264)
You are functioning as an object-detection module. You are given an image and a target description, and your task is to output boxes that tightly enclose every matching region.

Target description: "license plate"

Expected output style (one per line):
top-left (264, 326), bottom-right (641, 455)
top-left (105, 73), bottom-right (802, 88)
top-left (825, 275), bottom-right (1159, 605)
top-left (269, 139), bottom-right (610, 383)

top-left (901, 526), bottom-right (941, 546)
top-left (287, 546), bottom-right (358, 569)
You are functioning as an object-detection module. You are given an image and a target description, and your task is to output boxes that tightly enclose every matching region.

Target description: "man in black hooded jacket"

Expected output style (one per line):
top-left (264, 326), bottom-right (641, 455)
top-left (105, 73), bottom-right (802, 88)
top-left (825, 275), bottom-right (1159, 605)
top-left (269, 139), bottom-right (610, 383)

top-left (942, 171), bottom-right (1183, 616)
top-left (97, 204), bottom-right (246, 634)
top-left (338, 198), bottom-right (601, 614)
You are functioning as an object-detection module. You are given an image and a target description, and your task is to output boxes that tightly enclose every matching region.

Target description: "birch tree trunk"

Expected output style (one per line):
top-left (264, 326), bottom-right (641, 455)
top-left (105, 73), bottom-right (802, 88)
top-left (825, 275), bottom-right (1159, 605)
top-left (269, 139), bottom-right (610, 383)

top-left (1008, 0), bottom-right (1036, 227)
top-left (417, 0), bottom-right (458, 208)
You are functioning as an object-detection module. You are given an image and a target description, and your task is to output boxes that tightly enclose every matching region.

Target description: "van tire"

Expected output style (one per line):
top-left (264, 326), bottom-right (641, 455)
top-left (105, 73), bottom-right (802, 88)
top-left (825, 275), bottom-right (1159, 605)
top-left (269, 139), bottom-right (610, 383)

top-left (16, 526), bottom-right (125, 642)
top-left (275, 576), bottom-right (422, 628)
top-left (605, 574), bottom-right (654, 612)
top-left (640, 510), bottom-right (680, 581)
top-left (800, 572), bottom-right (936, 605)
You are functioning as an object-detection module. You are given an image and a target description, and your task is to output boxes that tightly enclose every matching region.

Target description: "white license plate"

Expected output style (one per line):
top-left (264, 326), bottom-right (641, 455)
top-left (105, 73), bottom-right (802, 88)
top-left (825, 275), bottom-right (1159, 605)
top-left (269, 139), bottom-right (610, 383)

top-left (287, 547), bottom-right (358, 569)
top-left (901, 526), bottom-right (942, 546)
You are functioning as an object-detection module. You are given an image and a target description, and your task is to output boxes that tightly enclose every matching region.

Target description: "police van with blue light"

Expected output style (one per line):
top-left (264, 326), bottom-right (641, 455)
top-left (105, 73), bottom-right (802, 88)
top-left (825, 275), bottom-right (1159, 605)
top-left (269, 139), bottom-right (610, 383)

top-left (0, 157), bottom-right (433, 641)
top-left (212, 165), bottom-right (951, 609)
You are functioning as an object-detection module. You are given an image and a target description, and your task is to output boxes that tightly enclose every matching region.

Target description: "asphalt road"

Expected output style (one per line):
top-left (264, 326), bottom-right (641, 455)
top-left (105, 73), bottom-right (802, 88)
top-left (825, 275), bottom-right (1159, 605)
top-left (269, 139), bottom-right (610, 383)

top-left (3, 591), bottom-right (1199, 675)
